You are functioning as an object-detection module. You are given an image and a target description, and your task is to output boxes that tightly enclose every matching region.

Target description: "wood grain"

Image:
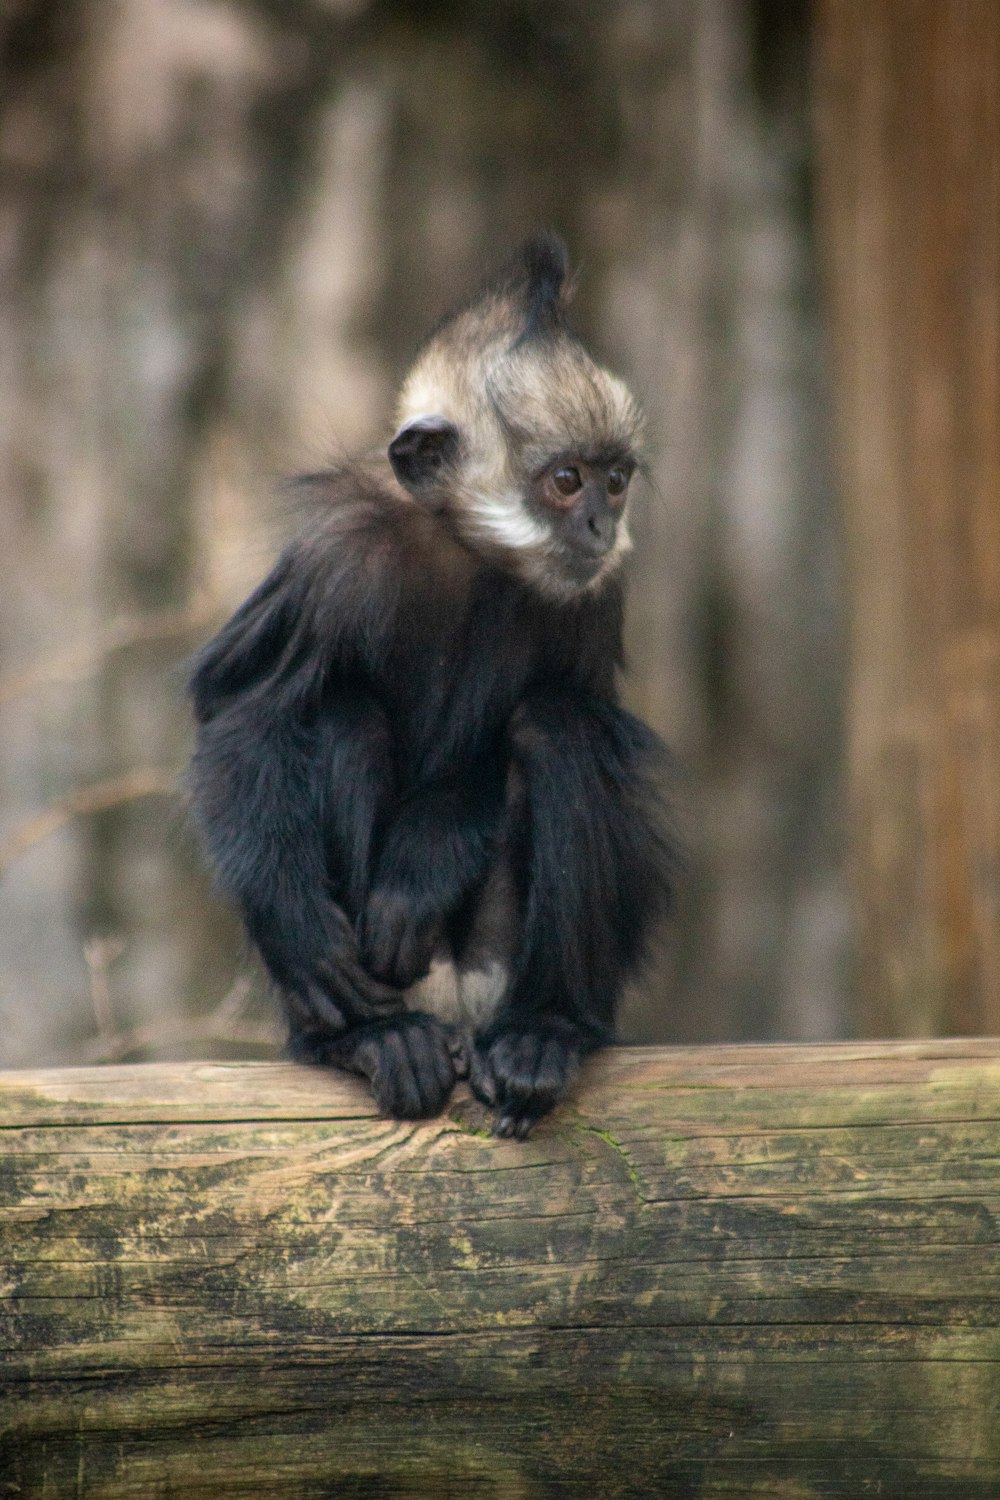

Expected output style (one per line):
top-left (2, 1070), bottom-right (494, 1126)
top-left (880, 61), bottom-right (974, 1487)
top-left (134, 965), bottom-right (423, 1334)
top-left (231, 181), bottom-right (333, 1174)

top-left (2, 1042), bottom-right (999, 1496)
top-left (814, 0), bottom-right (1000, 1035)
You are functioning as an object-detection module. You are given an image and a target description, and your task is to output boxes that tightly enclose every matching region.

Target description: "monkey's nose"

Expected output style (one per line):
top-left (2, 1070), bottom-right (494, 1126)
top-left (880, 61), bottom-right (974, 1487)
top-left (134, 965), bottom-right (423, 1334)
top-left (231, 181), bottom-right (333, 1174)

top-left (580, 504), bottom-right (616, 556)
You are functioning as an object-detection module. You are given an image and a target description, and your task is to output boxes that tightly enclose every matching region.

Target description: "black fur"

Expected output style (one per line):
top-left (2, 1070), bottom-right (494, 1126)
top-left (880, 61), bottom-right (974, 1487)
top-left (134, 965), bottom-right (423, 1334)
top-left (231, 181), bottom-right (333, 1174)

top-left (189, 245), bottom-right (675, 1136)
top-left (189, 468), bottom-right (674, 1135)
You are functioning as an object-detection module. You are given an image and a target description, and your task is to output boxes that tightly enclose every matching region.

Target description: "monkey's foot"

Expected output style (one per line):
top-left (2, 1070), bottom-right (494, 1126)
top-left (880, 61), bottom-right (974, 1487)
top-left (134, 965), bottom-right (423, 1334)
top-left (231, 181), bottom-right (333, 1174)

top-left (328, 1012), bottom-right (459, 1119)
top-left (470, 1021), bottom-right (584, 1139)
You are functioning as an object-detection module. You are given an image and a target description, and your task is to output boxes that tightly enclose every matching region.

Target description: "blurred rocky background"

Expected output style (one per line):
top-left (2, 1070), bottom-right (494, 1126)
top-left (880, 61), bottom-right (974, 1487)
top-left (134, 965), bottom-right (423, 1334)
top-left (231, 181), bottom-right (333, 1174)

top-left (1, 0), bottom-right (996, 1065)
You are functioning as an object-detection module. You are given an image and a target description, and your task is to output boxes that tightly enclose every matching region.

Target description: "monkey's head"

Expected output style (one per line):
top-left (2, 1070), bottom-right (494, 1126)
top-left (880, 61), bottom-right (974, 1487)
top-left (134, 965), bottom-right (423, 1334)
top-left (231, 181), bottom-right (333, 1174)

top-left (388, 235), bottom-right (644, 600)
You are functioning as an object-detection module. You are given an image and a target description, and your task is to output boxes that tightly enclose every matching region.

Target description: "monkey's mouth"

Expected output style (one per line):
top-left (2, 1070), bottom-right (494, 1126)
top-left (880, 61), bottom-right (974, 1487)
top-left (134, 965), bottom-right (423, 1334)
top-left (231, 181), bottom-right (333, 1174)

top-left (556, 542), bottom-right (616, 590)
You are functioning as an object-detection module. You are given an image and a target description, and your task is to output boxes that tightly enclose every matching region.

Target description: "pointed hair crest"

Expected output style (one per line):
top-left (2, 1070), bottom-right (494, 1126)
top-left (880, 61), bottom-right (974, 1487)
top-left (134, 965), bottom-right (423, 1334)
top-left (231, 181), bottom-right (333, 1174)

top-left (395, 233), bottom-right (640, 454)
top-left (501, 232), bottom-right (571, 340)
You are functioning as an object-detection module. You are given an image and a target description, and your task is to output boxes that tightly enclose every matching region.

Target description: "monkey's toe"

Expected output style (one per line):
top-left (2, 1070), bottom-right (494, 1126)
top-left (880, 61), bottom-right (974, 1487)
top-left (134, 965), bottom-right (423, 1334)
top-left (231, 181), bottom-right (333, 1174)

top-left (474, 1023), bottom-right (583, 1137)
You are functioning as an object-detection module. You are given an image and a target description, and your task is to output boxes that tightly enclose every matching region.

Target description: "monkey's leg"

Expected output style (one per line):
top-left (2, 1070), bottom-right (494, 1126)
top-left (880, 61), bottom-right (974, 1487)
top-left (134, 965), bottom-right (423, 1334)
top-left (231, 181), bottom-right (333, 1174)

top-left (308, 737), bottom-right (511, 1119)
top-left (358, 759), bottom-right (506, 988)
top-left (473, 689), bottom-right (673, 1138)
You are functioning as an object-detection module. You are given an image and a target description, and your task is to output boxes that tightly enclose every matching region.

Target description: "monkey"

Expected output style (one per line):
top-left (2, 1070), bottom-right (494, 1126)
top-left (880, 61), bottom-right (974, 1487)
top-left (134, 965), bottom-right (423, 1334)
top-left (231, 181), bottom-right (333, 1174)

top-left (188, 234), bottom-right (676, 1138)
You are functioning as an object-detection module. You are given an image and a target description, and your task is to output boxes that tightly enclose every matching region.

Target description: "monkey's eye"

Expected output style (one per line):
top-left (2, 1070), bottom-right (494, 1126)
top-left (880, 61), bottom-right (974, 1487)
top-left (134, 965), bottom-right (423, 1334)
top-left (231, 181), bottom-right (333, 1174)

top-left (607, 467), bottom-right (629, 497)
top-left (552, 466), bottom-right (583, 497)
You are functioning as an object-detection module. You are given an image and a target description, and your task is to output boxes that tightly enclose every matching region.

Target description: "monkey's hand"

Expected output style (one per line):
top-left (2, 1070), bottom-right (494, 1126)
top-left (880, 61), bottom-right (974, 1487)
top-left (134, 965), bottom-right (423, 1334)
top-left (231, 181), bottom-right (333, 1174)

top-left (327, 1012), bottom-right (460, 1119)
top-left (358, 886), bottom-right (442, 988)
top-left (362, 772), bottom-right (505, 987)
top-left (470, 1019), bottom-right (585, 1139)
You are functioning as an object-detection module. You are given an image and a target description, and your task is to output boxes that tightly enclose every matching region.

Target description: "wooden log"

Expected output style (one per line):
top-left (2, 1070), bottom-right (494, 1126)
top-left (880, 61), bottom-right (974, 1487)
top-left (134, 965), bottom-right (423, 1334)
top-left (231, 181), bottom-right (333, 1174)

top-left (1, 1042), bottom-right (999, 1498)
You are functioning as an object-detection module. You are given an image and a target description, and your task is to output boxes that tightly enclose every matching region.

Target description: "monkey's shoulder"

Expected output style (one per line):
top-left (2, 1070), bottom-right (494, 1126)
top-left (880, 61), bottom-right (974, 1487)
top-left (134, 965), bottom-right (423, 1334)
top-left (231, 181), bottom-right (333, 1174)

top-left (188, 466), bottom-right (422, 712)
top-left (292, 460), bottom-right (473, 608)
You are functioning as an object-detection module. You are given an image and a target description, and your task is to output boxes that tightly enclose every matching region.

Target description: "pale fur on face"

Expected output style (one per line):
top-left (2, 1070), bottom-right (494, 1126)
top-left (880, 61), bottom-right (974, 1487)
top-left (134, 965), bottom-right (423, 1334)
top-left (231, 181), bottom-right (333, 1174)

top-left (394, 292), bottom-right (643, 599)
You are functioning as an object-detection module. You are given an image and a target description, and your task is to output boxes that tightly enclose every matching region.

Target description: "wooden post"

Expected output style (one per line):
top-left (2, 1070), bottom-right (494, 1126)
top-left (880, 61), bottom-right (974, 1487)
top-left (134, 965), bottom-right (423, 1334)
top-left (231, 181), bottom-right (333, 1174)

top-left (2, 1043), bottom-right (998, 1497)
top-left (814, 0), bottom-right (1000, 1035)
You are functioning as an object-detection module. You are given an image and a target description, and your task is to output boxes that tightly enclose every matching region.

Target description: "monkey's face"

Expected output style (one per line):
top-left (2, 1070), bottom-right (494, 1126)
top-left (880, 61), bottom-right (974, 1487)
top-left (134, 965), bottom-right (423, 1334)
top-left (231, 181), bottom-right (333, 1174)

top-left (388, 237), bottom-right (644, 600)
top-left (388, 397), bottom-right (640, 600)
top-left (529, 455), bottom-right (634, 586)
top-left (388, 410), bottom-right (637, 598)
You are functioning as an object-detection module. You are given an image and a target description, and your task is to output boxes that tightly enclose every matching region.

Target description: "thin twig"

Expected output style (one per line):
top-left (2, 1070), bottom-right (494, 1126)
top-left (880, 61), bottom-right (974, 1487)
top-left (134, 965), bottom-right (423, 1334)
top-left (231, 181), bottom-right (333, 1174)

top-left (75, 974), bottom-right (282, 1064)
top-left (0, 596), bottom-right (218, 707)
top-left (84, 935), bottom-right (126, 1045)
top-left (0, 766), bottom-right (181, 878)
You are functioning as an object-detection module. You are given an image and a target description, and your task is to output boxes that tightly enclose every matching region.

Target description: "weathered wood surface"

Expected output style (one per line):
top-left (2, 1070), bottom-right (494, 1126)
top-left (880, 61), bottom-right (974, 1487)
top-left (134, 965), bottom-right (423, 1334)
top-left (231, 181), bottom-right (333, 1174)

top-left (1, 1042), bottom-right (999, 1498)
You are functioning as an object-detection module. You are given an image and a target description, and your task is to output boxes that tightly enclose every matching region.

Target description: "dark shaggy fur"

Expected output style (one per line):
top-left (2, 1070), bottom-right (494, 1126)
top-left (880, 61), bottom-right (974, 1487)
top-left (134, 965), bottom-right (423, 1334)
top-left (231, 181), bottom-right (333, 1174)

top-left (189, 238), bottom-right (677, 1136)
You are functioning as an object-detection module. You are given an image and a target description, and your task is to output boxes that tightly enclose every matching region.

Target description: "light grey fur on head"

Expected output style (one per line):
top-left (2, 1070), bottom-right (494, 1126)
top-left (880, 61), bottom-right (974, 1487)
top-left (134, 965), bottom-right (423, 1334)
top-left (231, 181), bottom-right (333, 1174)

top-left (392, 243), bottom-right (644, 597)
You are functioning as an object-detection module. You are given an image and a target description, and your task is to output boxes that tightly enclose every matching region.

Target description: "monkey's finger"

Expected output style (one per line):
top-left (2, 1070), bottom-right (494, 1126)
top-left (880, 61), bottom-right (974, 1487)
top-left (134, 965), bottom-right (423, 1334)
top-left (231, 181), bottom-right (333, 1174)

top-left (374, 1027), bottom-right (421, 1117)
top-left (410, 1018), bottom-right (459, 1101)
top-left (445, 1027), bottom-right (470, 1079)
top-left (372, 1016), bottom-right (457, 1119)
top-left (467, 1045), bottom-right (498, 1106)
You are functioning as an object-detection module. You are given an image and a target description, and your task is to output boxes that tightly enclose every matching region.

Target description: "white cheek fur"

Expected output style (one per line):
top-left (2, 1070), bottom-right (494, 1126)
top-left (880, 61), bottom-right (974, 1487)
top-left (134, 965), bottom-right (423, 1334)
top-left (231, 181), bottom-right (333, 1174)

top-left (454, 486), bottom-right (632, 599)
top-left (465, 486), bottom-right (551, 552)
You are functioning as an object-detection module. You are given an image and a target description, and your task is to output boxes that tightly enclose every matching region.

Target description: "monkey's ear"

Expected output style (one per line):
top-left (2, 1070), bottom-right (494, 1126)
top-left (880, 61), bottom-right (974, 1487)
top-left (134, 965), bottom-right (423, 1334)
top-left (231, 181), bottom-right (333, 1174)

top-left (388, 415), bottom-right (460, 494)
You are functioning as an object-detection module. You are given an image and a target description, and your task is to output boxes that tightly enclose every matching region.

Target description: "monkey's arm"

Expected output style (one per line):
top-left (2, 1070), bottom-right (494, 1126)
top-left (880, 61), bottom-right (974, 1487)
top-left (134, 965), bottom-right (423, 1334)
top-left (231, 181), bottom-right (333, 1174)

top-left (190, 635), bottom-right (394, 1031)
top-left (188, 549), bottom-right (464, 1118)
top-left (475, 685), bottom-right (676, 1137)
